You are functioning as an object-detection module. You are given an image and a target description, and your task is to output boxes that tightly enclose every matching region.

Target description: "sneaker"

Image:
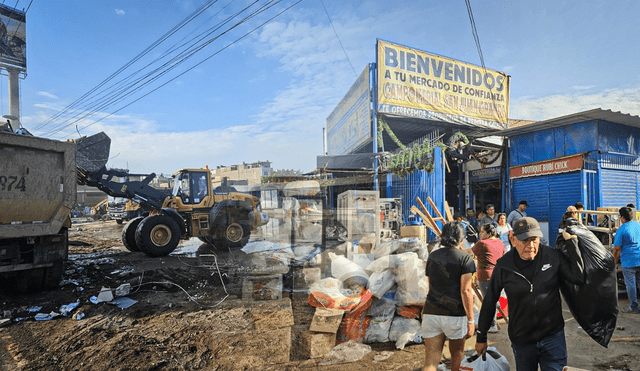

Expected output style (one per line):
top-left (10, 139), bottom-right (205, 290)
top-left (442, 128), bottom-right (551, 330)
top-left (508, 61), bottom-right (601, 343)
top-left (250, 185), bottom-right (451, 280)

top-left (488, 325), bottom-right (499, 333)
top-left (620, 307), bottom-right (640, 314)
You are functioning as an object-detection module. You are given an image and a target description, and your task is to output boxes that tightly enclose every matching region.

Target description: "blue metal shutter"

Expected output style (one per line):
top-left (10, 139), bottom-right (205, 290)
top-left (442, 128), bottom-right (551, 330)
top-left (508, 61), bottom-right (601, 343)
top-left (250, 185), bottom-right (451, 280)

top-left (601, 169), bottom-right (638, 207)
top-left (512, 177), bottom-right (549, 221)
top-left (548, 172), bottom-right (583, 235)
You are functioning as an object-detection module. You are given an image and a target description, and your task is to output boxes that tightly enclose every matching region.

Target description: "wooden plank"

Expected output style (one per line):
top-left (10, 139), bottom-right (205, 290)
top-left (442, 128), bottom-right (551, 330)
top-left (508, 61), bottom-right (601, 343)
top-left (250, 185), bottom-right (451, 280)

top-left (444, 201), bottom-right (454, 222)
top-left (427, 196), bottom-right (446, 223)
top-left (416, 197), bottom-right (442, 235)
top-left (410, 206), bottom-right (440, 236)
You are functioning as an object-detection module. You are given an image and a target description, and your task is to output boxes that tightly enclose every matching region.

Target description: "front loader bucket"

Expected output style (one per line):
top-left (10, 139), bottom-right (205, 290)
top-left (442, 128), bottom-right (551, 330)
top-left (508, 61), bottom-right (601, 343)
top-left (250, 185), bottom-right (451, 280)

top-left (76, 132), bottom-right (111, 173)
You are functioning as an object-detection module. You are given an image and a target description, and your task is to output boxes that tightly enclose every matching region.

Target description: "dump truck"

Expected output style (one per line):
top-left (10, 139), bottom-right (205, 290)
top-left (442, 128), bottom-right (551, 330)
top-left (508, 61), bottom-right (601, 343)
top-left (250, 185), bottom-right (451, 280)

top-left (0, 131), bottom-right (77, 292)
top-left (76, 132), bottom-right (269, 257)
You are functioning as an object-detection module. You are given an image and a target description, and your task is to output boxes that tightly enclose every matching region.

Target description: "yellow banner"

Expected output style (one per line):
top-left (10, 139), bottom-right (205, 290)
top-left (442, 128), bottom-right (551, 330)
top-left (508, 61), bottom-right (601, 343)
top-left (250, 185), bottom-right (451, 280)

top-left (376, 40), bottom-right (509, 130)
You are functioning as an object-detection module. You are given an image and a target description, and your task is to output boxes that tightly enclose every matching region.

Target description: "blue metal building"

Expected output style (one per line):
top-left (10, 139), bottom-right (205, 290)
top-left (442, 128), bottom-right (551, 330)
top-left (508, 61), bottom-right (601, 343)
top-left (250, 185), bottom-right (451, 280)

top-left (495, 109), bottom-right (640, 244)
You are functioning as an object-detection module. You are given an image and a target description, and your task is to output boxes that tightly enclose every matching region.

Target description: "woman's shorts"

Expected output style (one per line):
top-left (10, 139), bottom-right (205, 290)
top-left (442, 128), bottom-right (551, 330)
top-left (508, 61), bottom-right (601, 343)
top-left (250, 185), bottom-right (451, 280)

top-left (421, 315), bottom-right (467, 340)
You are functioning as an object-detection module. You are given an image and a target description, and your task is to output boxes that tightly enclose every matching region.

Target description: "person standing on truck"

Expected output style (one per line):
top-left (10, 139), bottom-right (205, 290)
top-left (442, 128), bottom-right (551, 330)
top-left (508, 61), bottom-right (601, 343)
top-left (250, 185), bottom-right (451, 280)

top-left (475, 217), bottom-right (585, 371)
top-left (613, 206), bottom-right (640, 314)
top-left (507, 200), bottom-right (529, 227)
top-left (422, 221), bottom-right (476, 371)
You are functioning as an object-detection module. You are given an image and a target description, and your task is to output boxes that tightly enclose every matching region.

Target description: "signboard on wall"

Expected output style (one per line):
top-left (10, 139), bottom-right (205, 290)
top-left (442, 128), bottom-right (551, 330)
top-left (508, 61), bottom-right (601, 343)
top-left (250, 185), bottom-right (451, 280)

top-left (326, 65), bottom-right (372, 156)
top-left (0, 4), bottom-right (26, 70)
top-left (470, 166), bottom-right (501, 182)
top-left (376, 40), bottom-right (508, 130)
top-left (509, 154), bottom-right (583, 179)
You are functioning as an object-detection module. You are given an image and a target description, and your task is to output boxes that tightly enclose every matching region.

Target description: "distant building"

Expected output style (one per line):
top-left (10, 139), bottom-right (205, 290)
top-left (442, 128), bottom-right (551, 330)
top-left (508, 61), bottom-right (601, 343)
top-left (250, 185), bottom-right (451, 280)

top-left (211, 161), bottom-right (272, 187)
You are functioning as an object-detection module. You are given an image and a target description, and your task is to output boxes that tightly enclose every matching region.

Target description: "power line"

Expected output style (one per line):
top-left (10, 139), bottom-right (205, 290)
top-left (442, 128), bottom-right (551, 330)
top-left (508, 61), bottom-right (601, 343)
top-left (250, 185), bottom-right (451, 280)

top-left (71, 0), bottom-right (303, 135)
top-left (465, 0), bottom-right (485, 69)
top-left (40, 0), bottom-right (302, 137)
top-left (319, 0), bottom-right (357, 78)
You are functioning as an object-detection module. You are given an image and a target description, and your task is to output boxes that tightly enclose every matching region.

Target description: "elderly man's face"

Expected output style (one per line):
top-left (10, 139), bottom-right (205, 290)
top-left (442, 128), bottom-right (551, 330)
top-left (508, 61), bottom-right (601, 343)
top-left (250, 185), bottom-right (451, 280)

top-left (512, 236), bottom-right (540, 261)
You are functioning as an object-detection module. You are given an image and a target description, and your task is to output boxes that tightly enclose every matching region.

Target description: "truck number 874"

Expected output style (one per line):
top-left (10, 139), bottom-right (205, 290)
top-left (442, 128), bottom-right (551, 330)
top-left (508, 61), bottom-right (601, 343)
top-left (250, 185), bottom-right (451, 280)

top-left (0, 175), bottom-right (26, 191)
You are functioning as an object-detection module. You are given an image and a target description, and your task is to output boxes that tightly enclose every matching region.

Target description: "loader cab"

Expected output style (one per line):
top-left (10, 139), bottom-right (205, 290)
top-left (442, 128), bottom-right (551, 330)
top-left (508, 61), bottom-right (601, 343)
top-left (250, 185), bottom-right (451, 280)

top-left (172, 170), bottom-right (209, 205)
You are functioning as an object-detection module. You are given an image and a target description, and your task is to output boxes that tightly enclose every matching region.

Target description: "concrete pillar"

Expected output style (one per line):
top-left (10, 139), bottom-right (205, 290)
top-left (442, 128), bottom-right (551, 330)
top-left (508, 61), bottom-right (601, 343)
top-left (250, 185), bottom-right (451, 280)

top-left (7, 67), bottom-right (20, 119)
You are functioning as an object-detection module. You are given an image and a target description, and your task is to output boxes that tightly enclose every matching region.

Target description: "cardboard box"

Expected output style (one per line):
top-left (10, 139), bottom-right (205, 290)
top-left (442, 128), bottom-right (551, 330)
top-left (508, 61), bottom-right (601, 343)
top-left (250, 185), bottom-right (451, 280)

top-left (308, 307), bottom-right (345, 333)
top-left (401, 225), bottom-right (426, 242)
top-left (299, 330), bottom-right (336, 359)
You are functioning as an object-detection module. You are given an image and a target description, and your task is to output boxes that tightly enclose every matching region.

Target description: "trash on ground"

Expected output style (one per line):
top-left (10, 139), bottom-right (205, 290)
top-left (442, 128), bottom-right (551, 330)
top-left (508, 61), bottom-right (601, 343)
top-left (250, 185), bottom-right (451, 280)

top-left (27, 306), bottom-right (42, 313)
top-left (60, 302), bottom-right (80, 316)
top-left (111, 297), bottom-right (137, 309)
top-left (96, 287), bottom-right (114, 302)
top-left (35, 312), bottom-right (61, 321)
top-left (115, 283), bottom-right (131, 297)
top-left (319, 340), bottom-right (372, 366)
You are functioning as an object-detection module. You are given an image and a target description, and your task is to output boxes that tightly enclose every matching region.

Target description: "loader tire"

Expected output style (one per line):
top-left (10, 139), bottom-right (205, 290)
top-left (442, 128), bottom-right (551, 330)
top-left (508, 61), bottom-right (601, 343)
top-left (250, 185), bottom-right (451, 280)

top-left (135, 215), bottom-right (181, 257)
top-left (215, 222), bottom-right (251, 249)
top-left (122, 216), bottom-right (144, 252)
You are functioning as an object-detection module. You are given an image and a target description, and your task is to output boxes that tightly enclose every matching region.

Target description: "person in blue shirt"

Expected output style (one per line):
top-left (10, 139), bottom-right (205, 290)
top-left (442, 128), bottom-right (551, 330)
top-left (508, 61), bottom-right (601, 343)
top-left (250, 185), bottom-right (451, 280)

top-left (613, 206), bottom-right (640, 314)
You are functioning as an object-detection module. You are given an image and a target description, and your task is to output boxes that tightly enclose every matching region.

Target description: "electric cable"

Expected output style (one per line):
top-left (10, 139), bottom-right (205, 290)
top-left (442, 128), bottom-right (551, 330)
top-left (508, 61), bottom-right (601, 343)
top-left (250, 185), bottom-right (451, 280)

top-left (33, 0), bottom-right (222, 132)
top-left (44, 0), bottom-right (302, 137)
top-left (320, 0), bottom-right (357, 78)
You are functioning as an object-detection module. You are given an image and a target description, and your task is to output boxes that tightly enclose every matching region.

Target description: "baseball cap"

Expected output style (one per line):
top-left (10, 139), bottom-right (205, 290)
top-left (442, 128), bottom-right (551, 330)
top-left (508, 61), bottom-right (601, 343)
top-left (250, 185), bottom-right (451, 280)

top-left (519, 200), bottom-right (530, 206)
top-left (513, 217), bottom-right (543, 240)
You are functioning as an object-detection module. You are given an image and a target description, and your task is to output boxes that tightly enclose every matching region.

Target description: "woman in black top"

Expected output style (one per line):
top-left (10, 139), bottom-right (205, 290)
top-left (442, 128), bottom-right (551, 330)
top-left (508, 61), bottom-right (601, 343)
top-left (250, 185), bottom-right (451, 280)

top-left (422, 222), bottom-right (476, 371)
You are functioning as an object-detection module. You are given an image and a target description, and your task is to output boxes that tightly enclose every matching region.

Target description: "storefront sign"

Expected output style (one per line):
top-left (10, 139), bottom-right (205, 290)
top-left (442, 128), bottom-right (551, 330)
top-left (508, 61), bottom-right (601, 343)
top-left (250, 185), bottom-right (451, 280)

top-left (470, 166), bottom-right (500, 181)
top-left (327, 65), bottom-right (372, 155)
top-left (376, 40), bottom-right (509, 130)
top-left (509, 155), bottom-right (583, 179)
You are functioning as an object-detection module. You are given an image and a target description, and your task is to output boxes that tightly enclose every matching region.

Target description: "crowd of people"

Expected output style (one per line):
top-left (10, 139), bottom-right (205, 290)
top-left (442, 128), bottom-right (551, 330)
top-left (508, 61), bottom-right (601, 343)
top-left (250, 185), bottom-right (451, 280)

top-left (422, 200), bottom-right (640, 371)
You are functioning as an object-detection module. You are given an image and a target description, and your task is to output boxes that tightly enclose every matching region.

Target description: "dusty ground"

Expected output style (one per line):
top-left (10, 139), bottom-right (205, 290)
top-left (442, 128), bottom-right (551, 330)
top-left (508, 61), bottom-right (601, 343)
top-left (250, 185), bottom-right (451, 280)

top-left (0, 220), bottom-right (639, 370)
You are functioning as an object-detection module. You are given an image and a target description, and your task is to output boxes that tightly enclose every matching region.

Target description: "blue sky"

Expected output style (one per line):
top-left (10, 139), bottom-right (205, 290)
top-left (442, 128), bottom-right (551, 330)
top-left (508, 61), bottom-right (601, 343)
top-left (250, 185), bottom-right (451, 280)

top-left (7, 0), bottom-right (640, 174)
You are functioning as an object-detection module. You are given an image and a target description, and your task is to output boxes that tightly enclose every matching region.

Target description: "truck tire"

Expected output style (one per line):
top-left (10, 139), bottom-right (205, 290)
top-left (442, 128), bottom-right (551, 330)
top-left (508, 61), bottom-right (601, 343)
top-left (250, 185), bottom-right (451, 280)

top-left (122, 216), bottom-right (144, 252)
top-left (135, 215), bottom-right (181, 257)
top-left (42, 260), bottom-right (65, 290)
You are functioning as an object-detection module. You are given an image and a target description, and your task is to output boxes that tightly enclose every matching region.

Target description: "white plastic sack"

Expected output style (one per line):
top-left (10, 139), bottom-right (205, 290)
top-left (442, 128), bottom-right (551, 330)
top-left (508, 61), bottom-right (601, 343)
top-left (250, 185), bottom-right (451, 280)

top-left (393, 252), bottom-right (428, 306)
top-left (364, 297), bottom-right (396, 343)
top-left (367, 270), bottom-right (395, 299)
top-left (388, 317), bottom-right (422, 349)
top-left (329, 252), bottom-right (369, 287)
top-left (373, 240), bottom-right (401, 259)
top-left (395, 276), bottom-right (429, 306)
top-left (460, 347), bottom-right (509, 371)
top-left (365, 254), bottom-right (401, 274)
top-left (309, 278), bottom-right (350, 302)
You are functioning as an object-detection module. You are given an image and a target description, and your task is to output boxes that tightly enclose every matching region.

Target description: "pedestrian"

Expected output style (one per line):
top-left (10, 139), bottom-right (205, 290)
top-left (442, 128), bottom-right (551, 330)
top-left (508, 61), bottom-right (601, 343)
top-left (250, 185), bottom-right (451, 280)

top-left (495, 212), bottom-right (512, 252)
top-left (454, 212), bottom-right (477, 250)
top-left (507, 200), bottom-right (529, 227)
top-left (422, 221), bottom-right (476, 371)
top-left (613, 206), bottom-right (640, 314)
top-left (471, 222), bottom-right (505, 333)
top-left (475, 217), bottom-right (585, 371)
top-left (479, 204), bottom-right (498, 228)
top-left (466, 207), bottom-right (478, 230)
top-left (558, 205), bottom-right (579, 233)
top-left (574, 202), bottom-right (593, 225)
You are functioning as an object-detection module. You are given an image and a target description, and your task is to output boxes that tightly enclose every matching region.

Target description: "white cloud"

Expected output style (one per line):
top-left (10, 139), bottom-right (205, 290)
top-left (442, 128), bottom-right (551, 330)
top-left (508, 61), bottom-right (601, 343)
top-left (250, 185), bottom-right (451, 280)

top-left (115, 9), bottom-right (125, 16)
top-left (37, 91), bottom-right (58, 100)
top-left (510, 85), bottom-right (640, 121)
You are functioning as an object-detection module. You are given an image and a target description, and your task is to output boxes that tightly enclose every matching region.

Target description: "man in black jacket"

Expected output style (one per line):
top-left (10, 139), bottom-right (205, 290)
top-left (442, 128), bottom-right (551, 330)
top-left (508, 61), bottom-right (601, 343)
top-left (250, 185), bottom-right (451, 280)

top-left (475, 217), bottom-right (585, 371)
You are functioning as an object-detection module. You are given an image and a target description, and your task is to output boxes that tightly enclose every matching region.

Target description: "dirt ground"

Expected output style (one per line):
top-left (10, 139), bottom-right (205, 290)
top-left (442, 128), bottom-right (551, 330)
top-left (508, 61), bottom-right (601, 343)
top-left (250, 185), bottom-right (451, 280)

top-left (0, 220), bottom-right (639, 370)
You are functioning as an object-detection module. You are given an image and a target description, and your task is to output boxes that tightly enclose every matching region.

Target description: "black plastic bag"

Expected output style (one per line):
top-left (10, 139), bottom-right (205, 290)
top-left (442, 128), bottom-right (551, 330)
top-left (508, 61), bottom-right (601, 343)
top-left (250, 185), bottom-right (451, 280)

top-left (555, 218), bottom-right (618, 347)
